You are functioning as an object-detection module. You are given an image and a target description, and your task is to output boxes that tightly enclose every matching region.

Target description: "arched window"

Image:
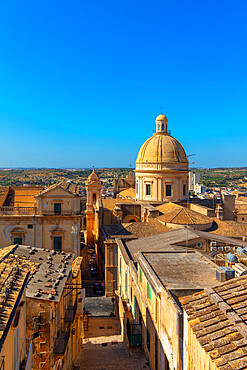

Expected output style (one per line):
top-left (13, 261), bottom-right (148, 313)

top-left (93, 193), bottom-right (97, 204)
top-left (161, 124), bottom-right (164, 131)
top-left (157, 124), bottom-right (160, 130)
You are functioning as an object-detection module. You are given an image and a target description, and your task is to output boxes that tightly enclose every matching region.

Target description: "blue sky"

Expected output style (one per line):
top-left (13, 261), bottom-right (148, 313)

top-left (0, 0), bottom-right (246, 168)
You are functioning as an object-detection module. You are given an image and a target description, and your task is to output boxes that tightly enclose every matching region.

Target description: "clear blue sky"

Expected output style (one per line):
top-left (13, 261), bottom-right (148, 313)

top-left (0, 0), bottom-right (246, 168)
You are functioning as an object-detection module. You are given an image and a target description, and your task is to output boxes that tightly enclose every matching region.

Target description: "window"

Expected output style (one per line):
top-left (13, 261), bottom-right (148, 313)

top-left (183, 184), bottom-right (187, 196)
top-left (146, 184), bottom-right (151, 196)
top-left (133, 296), bottom-right (136, 318)
top-left (125, 272), bottom-right (128, 293)
top-left (14, 237), bottom-right (22, 245)
top-left (54, 203), bottom-right (61, 215)
top-left (147, 328), bottom-right (150, 352)
top-left (147, 282), bottom-right (151, 300)
top-left (155, 297), bottom-right (160, 324)
top-left (242, 218), bottom-right (245, 221)
top-left (93, 193), bottom-right (97, 204)
top-left (119, 256), bottom-right (122, 274)
top-left (161, 123), bottom-right (164, 130)
top-left (27, 224), bottom-right (33, 229)
top-left (139, 268), bottom-right (143, 283)
top-left (54, 236), bottom-right (62, 251)
top-left (166, 184), bottom-right (172, 197)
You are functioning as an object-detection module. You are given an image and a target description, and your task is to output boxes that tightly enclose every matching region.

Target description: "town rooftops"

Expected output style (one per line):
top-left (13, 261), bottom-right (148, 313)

top-left (208, 218), bottom-right (247, 239)
top-left (1, 186), bottom-right (44, 207)
top-left (117, 187), bottom-right (136, 199)
top-left (0, 187), bottom-right (9, 207)
top-left (118, 228), bottom-right (200, 263)
top-left (156, 202), bottom-right (213, 226)
top-left (102, 219), bottom-right (171, 240)
top-left (180, 276), bottom-right (247, 369)
top-left (138, 251), bottom-right (219, 293)
top-left (117, 228), bottom-right (247, 266)
top-left (13, 245), bottom-right (74, 302)
top-left (0, 250), bottom-right (33, 352)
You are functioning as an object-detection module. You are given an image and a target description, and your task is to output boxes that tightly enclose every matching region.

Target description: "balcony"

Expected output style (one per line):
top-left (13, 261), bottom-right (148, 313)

top-left (41, 210), bottom-right (81, 216)
top-left (0, 207), bottom-right (81, 217)
top-left (0, 206), bottom-right (37, 216)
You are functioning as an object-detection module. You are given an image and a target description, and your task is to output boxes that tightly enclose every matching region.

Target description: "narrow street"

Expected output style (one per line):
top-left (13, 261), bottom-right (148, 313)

top-left (74, 339), bottom-right (150, 369)
top-left (74, 242), bottom-right (149, 369)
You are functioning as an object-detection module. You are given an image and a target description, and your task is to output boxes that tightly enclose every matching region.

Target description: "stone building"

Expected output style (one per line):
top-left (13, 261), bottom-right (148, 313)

top-left (0, 183), bottom-right (81, 256)
top-left (115, 228), bottom-right (247, 369)
top-left (11, 244), bottom-right (84, 370)
top-left (0, 247), bottom-right (32, 370)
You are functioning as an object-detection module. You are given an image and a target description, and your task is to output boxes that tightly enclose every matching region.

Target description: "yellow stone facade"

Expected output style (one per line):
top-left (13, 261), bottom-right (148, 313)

top-left (0, 184), bottom-right (81, 256)
top-left (135, 114), bottom-right (189, 202)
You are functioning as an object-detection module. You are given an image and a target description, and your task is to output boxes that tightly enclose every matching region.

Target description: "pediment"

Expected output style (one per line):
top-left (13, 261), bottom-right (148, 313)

top-left (36, 185), bottom-right (75, 198)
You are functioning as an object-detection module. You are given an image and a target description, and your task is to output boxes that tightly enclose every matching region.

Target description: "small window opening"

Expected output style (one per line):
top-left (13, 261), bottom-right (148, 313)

top-left (166, 185), bottom-right (172, 197)
top-left (146, 184), bottom-right (151, 196)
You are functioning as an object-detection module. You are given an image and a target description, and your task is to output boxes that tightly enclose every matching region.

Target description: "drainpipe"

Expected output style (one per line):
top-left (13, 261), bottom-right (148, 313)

top-left (34, 214), bottom-right (36, 247)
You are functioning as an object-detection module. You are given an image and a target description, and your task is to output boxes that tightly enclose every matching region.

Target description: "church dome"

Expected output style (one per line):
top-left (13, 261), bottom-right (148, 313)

top-left (136, 133), bottom-right (188, 165)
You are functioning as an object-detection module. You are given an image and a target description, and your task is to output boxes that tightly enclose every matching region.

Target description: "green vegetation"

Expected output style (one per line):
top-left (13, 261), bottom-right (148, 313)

top-left (193, 167), bottom-right (247, 188)
top-left (1, 167), bottom-right (247, 189)
top-left (0, 168), bottom-right (135, 187)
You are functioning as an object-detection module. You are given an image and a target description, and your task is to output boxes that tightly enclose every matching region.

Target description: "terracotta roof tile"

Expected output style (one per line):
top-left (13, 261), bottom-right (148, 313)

top-left (181, 276), bottom-right (247, 369)
top-left (117, 187), bottom-right (136, 199)
top-left (208, 218), bottom-right (247, 238)
top-left (156, 202), bottom-right (212, 226)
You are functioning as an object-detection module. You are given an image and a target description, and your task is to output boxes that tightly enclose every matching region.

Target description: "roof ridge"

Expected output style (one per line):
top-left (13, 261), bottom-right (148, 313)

top-left (169, 207), bottom-right (184, 223)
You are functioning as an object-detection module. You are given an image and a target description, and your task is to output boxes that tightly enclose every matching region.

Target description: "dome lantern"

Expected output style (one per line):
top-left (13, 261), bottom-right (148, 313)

top-left (155, 113), bottom-right (168, 134)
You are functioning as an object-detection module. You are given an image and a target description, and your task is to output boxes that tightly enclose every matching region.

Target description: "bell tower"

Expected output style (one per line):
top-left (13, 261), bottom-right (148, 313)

top-left (85, 168), bottom-right (102, 245)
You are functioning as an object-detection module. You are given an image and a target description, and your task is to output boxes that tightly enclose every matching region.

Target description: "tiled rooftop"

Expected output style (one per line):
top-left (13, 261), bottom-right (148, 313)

top-left (13, 245), bottom-right (74, 302)
top-left (0, 187), bottom-right (8, 207)
top-left (103, 219), bottom-right (171, 239)
top-left (2, 186), bottom-right (43, 207)
top-left (142, 251), bottom-right (219, 292)
top-left (101, 198), bottom-right (135, 211)
top-left (0, 250), bottom-right (34, 351)
top-left (117, 188), bottom-right (136, 199)
top-left (156, 202), bottom-right (212, 225)
top-left (180, 277), bottom-right (247, 369)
